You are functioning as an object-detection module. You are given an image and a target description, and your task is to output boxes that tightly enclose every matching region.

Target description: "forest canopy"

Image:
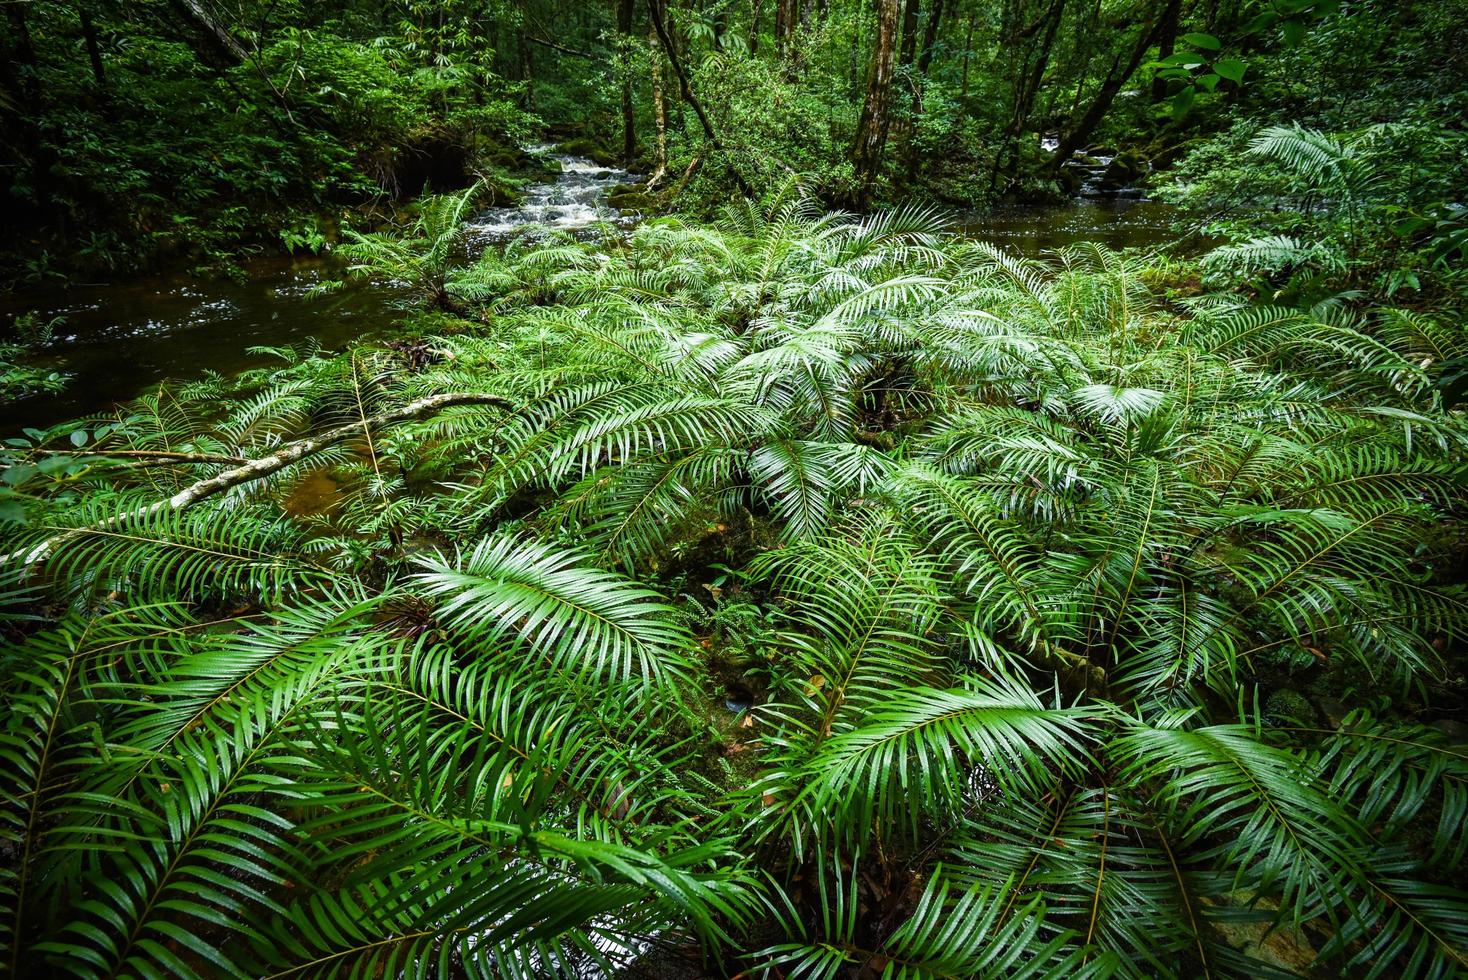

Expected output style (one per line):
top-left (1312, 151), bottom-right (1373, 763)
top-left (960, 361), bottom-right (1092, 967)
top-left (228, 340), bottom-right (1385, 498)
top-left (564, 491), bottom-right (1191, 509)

top-left (2, 1), bottom-right (1466, 978)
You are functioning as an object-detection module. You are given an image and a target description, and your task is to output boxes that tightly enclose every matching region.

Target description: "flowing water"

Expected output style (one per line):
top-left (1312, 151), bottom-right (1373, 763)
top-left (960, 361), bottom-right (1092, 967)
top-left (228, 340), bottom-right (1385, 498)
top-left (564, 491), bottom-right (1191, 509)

top-left (2, 149), bottom-right (1182, 433)
top-left (466, 146), bottom-right (636, 242)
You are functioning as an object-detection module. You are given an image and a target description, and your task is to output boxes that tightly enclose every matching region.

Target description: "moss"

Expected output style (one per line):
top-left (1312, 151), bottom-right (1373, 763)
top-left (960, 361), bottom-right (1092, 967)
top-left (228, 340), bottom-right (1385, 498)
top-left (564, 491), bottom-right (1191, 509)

top-left (1264, 689), bottom-right (1317, 725)
top-left (556, 136), bottom-right (620, 167)
top-left (608, 186), bottom-right (657, 212)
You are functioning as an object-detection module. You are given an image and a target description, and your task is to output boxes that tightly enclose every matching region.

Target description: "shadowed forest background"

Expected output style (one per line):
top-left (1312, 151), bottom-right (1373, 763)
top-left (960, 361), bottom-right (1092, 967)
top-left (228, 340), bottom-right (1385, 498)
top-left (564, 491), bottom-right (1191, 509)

top-left (2, 1), bottom-right (1467, 978)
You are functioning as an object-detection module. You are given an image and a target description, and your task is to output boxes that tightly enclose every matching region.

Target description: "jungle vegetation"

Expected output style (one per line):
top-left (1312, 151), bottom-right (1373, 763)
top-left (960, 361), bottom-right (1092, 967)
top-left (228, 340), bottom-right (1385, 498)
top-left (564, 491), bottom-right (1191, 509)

top-left (3, 1), bottom-right (1467, 979)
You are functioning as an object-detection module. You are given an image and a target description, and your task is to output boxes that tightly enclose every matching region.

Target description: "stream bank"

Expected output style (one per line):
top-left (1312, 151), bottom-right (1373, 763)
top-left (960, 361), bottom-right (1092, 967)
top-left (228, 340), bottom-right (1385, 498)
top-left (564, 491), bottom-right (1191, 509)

top-left (3, 151), bottom-right (1184, 433)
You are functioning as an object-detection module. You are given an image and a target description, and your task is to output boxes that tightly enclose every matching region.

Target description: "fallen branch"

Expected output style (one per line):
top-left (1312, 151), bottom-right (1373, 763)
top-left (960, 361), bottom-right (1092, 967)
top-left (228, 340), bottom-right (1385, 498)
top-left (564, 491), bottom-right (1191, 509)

top-left (7, 392), bottom-right (513, 568)
top-left (524, 33), bottom-right (596, 59)
top-left (39, 449), bottom-right (252, 466)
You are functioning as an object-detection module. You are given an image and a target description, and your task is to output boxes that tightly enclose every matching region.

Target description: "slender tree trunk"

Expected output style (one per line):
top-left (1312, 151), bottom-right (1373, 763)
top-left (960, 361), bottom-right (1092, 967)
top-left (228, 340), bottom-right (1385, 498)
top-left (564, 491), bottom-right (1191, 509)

top-left (4, 2), bottom-right (40, 105)
top-left (1000, 0), bottom-right (1066, 181)
top-left (79, 8), bottom-right (108, 92)
top-left (904, 0), bottom-right (946, 178)
top-left (519, 30), bottom-right (534, 111)
top-left (618, 0), bottom-right (636, 162)
top-left (916, 0), bottom-right (944, 76)
top-left (1051, 0), bottom-right (1174, 164)
top-left (647, 23), bottom-right (669, 187)
top-left (750, 0), bottom-right (763, 55)
top-left (646, 0), bottom-right (751, 195)
top-left (898, 0), bottom-right (921, 67)
top-left (168, 0), bottom-right (248, 64)
top-left (3, 1), bottom-right (55, 219)
top-left (959, 9), bottom-right (976, 98)
top-left (1150, 0), bottom-right (1181, 101)
top-left (851, 0), bottom-right (900, 207)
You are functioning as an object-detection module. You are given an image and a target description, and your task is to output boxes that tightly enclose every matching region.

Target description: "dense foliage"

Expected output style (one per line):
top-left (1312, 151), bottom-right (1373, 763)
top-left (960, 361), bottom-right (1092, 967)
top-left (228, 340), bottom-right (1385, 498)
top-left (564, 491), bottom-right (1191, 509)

top-left (4, 0), bottom-right (1467, 977)
top-left (10, 0), bottom-right (1464, 284)
top-left (3, 190), bottom-right (1466, 977)
top-left (0, 0), bottom-right (536, 283)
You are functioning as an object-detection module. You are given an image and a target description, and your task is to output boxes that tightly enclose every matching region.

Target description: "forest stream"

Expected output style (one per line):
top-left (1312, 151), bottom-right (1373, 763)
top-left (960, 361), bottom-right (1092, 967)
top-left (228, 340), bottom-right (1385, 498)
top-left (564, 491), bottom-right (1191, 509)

top-left (2, 149), bottom-right (1175, 432)
top-left (4, 2), bottom-right (1465, 973)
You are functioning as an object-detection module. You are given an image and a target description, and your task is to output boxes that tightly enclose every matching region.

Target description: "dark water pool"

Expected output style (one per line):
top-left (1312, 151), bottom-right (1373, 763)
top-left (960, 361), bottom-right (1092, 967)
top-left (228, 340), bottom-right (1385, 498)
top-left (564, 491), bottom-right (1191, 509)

top-left (954, 198), bottom-right (1184, 253)
top-left (2, 193), bottom-right (1188, 435)
top-left (1, 256), bottom-right (402, 432)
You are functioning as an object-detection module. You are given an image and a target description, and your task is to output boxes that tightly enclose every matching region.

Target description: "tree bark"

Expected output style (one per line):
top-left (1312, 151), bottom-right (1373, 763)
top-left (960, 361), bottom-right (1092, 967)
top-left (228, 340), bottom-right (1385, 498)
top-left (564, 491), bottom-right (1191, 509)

top-left (851, 0), bottom-right (901, 207)
top-left (7, 393), bottom-right (514, 568)
top-left (647, 22), bottom-right (669, 187)
top-left (904, 0), bottom-right (946, 178)
top-left (998, 0), bottom-right (1066, 182)
top-left (898, 0), bottom-right (921, 67)
top-left (646, 0), bottom-right (751, 195)
top-left (1051, 0), bottom-right (1174, 165)
top-left (916, 0), bottom-right (945, 76)
top-left (959, 9), bottom-right (976, 98)
top-left (1150, 0), bottom-right (1181, 101)
top-left (168, 0), bottom-right (248, 65)
top-left (79, 8), bottom-right (108, 92)
top-left (618, 0), bottom-right (637, 162)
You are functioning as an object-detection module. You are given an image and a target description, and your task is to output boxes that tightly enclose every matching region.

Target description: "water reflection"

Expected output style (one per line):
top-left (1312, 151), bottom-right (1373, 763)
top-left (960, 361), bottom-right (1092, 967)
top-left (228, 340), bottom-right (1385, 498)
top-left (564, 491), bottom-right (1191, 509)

top-left (953, 198), bottom-right (1183, 253)
top-left (3, 187), bottom-right (1193, 433)
top-left (2, 255), bottom-right (400, 431)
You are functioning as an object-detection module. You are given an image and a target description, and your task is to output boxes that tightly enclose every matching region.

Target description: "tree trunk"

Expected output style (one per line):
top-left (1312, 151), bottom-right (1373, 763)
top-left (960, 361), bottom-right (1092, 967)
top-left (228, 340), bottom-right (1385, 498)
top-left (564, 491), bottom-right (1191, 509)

top-left (851, 0), bottom-right (900, 207)
top-left (646, 0), bottom-right (751, 195)
top-left (898, 0), bottom-right (921, 67)
top-left (519, 29), bottom-right (534, 111)
top-left (998, 0), bottom-right (1067, 182)
top-left (904, 0), bottom-right (946, 179)
top-left (959, 9), bottom-right (976, 97)
top-left (1051, 0), bottom-right (1173, 164)
top-left (750, 0), bottom-right (763, 55)
top-left (79, 8), bottom-right (108, 93)
top-left (647, 23), bottom-right (669, 187)
top-left (3, 2), bottom-right (40, 108)
top-left (1150, 0), bottom-right (1181, 101)
top-left (168, 0), bottom-right (248, 65)
top-left (916, 0), bottom-right (945, 76)
top-left (619, 0), bottom-right (637, 162)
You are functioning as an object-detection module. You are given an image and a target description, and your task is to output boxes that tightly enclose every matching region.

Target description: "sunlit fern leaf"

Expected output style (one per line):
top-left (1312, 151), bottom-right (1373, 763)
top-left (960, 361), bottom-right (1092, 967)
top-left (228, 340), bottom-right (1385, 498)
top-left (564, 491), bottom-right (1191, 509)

top-left (749, 439), bottom-right (882, 541)
top-left (3, 496), bottom-right (320, 605)
top-left (793, 679), bottom-right (1098, 851)
top-left (412, 532), bottom-right (693, 687)
top-left (99, 585), bottom-right (385, 770)
top-left (1110, 722), bottom-right (1369, 927)
top-left (1314, 713), bottom-right (1468, 869)
top-left (765, 871), bottom-right (1106, 980)
top-left (251, 698), bottom-right (758, 979)
top-left (548, 446), bottom-right (744, 568)
top-left (0, 603), bottom-right (197, 971)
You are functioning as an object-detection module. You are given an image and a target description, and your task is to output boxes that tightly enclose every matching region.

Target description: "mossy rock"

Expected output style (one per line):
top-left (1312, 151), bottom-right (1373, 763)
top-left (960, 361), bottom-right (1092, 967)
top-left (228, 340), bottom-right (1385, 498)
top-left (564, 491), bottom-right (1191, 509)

top-left (1055, 166), bottom-right (1084, 195)
top-left (608, 184), bottom-right (657, 212)
top-left (484, 148), bottom-right (526, 171)
top-left (1099, 151), bottom-right (1150, 188)
top-left (1263, 689), bottom-right (1317, 725)
top-left (480, 177), bottom-right (525, 208)
top-left (556, 136), bottom-right (620, 168)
